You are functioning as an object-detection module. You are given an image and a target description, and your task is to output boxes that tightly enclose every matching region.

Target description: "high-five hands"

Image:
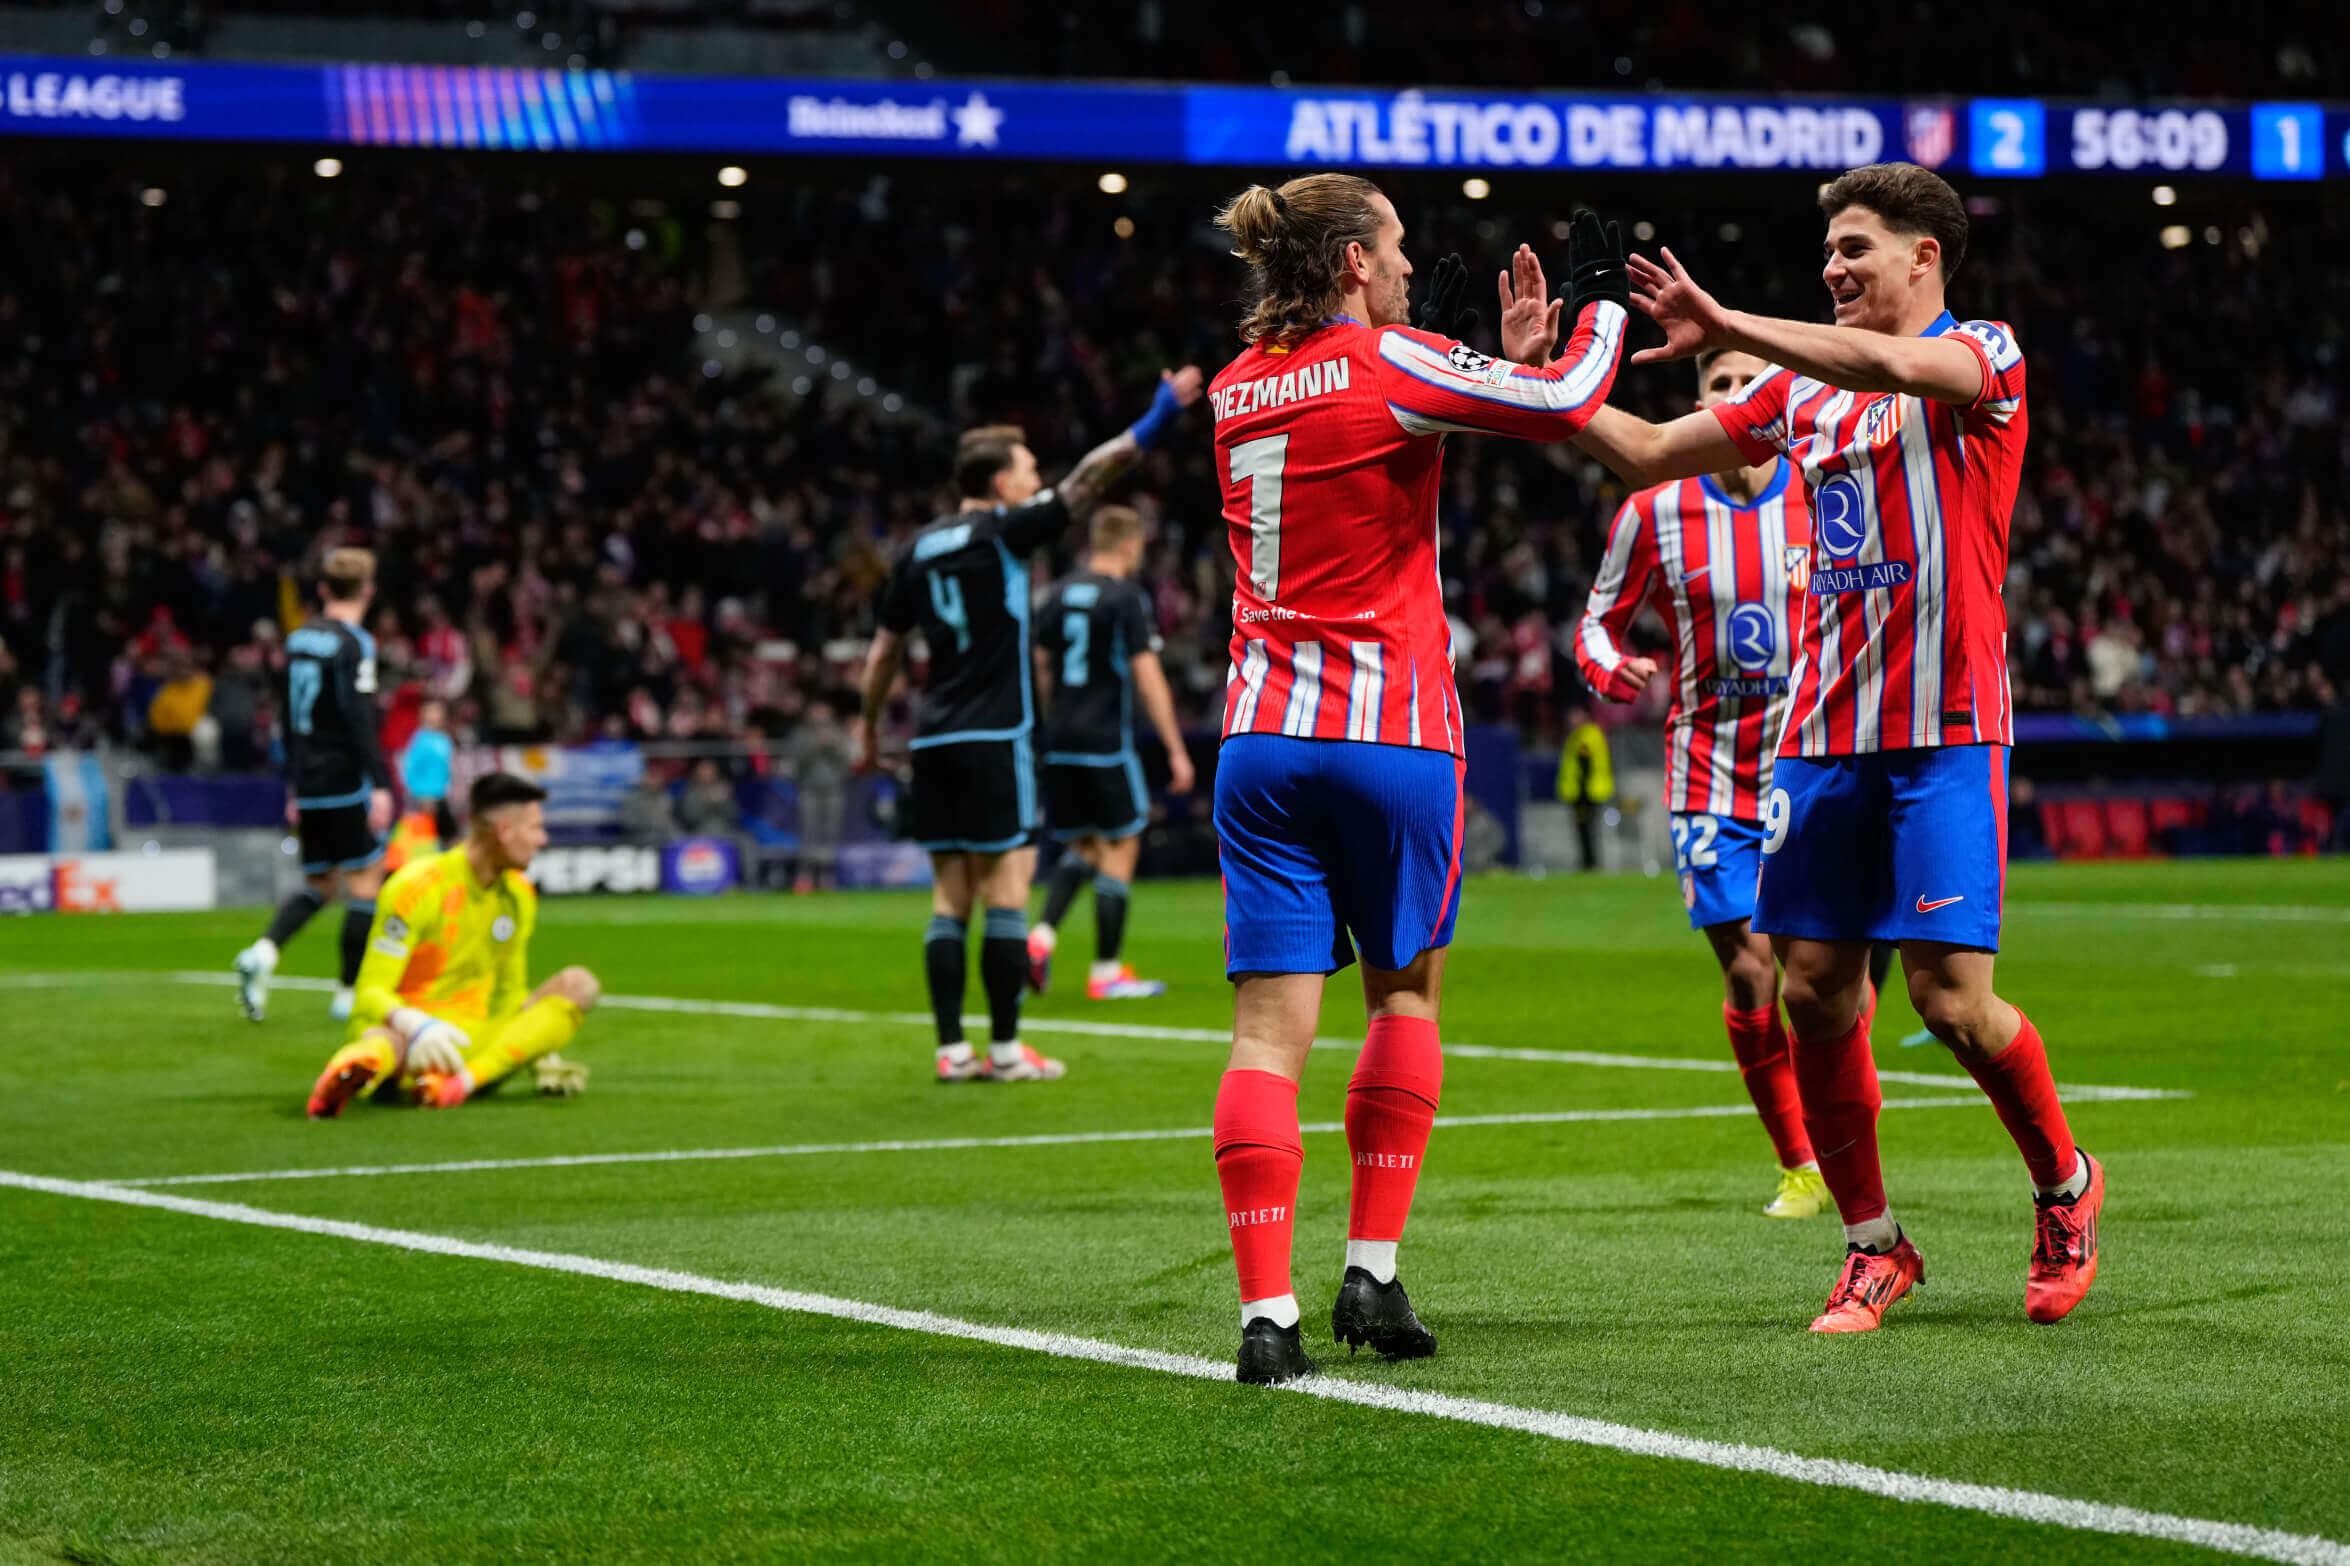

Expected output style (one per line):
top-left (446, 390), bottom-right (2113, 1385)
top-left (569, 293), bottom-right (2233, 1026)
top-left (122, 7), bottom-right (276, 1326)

top-left (1413, 252), bottom-right (1482, 340)
top-left (1497, 244), bottom-right (1561, 365)
top-left (1626, 247), bottom-right (1734, 366)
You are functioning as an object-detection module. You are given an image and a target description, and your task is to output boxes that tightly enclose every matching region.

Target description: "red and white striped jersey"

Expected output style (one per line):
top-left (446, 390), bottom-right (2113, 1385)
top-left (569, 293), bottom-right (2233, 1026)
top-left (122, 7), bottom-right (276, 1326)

top-left (1712, 311), bottom-right (2025, 757)
top-left (1575, 462), bottom-right (1812, 819)
top-left (1211, 303), bottom-right (1627, 757)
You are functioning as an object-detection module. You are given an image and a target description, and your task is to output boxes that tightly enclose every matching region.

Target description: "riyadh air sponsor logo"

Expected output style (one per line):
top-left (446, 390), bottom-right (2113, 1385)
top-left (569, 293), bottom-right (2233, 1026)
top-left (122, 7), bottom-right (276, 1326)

top-left (1702, 675), bottom-right (1789, 697)
top-left (1815, 474), bottom-right (1869, 560)
top-left (1727, 602), bottom-right (1777, 668)
top-left (1813, 562), bottom-right (1913, 594)
top-left (1228, 1205), bottom-right (1289, 1228)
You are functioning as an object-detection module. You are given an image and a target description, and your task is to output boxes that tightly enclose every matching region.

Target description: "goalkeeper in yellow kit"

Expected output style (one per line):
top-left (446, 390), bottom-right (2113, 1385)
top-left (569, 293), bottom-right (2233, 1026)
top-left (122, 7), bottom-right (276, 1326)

top-left (306, 771), bottom-right (602, 1118)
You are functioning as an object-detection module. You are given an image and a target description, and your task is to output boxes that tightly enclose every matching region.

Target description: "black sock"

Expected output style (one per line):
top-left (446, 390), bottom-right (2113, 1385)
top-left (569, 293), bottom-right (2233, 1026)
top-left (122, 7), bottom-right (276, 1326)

top-left (980, 908), bottom-right (1028, 1045)
top-left (263, 888), bottom-right (325, 949)
top-left (1040, 855), bottom-right (1089, 930)
top-left (338, 901), bottom-right (375, 986)
top-left (924, 914), bottom-right (968, 1046)
top-left (1868, 941), bottom-right (1896, 993)
top-left (1092, 872), bottom-right (1131, 964)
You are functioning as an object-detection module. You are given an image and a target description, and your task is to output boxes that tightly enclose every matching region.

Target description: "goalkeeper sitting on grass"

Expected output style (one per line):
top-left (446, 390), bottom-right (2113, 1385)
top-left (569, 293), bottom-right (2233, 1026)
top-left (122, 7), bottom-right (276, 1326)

top-left (307, 771), bottom-right (601, 1118)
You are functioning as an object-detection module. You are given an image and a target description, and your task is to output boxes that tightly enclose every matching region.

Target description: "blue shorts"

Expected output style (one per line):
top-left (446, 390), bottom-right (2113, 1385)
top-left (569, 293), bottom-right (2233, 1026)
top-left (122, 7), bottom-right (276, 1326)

top-left (1215, 735), bottom-right (1464, 978)
top-left (1672, 812), bottom-right (1766, 931)
top-left (1755, 744), bottom-right (2007, 950)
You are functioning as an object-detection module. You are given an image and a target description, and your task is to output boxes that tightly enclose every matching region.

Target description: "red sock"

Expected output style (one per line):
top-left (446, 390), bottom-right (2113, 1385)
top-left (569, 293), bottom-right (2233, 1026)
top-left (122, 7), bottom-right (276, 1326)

top-left (1345, 1015), bottom-right (1442, 1243)
top-left (1957, 1009), bottom-right (2077, 1189)
top-left (1790, 1013), bottom-right (1887, 1225)
top-left (1725, 1004), bottom-right (1813, 1169)
top-left (1213, 1069), bottom-right (1303, 1302)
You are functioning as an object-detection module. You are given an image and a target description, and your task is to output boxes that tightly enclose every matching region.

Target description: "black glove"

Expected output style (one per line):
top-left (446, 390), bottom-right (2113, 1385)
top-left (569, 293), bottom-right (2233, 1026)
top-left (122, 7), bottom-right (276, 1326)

top-left (1411, 252), bottom-right (1482, 340)
top-left (1564, 208), bottom-right (1628, 325)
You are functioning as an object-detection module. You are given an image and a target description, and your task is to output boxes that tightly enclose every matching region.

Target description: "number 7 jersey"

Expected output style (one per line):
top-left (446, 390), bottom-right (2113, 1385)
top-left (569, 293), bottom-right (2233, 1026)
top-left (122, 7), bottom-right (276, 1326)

top-left (1210, 306), bottom-right (1625, 757)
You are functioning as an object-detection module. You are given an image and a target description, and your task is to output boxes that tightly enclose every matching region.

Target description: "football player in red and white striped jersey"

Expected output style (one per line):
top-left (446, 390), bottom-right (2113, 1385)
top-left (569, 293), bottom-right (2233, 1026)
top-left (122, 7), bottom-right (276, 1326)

top-left (1567, 163), bottom-right (2100, 1336)
top-left (1205, 176), bottom-right (1628, 1385)
top-left (1574, 347), bottom-right (1827, 1223)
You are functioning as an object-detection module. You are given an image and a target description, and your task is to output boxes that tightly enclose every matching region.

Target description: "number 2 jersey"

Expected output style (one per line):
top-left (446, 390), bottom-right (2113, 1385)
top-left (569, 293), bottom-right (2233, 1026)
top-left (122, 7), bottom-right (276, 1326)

top-left (1036, 570), bottom-right (1160, 760)
top-left (1711, 311), bottom-right (2025, 757)
top-left (282, 616), bottom-right (392, 807)
top-left (878, 491), bottom-right (1070, 745)
top-left (1573, 462), bottom-right (1812, 819)
top-left (1210, 302), bottom-right (1627, 758)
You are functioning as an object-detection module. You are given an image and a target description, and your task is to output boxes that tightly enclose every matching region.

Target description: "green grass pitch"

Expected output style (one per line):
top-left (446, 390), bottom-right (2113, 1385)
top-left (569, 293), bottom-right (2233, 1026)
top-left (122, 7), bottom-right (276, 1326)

top-left (1, 860), bottom-right (2345, 1563)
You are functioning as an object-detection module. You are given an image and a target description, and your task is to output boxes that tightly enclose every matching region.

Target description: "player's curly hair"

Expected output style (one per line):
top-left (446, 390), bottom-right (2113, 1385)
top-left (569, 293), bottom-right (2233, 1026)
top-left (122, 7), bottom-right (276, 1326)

top-left (1819, 163), bottom-right (1968, 278)
top-left (1216, 173), bottom-right (1387, 346)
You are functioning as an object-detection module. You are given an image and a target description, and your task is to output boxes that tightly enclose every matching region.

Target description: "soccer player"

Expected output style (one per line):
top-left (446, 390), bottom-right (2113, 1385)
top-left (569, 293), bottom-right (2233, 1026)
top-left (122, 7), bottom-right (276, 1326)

top-left (1567, 163), bottom-right (2101, 1332)
top-left (1574, 346), bottom-right (1829, 1222)
top-left (858, 375), bottom-right (1203, 1084)
top-left (306, 772), bottom-right (600, 1117)
top-left (233, 547), bottom-right (396, 1024)
top-left (1028, 504), bottom-right (1197, 1000)
top-left (1206, 176), bottom-right (1627, 1383)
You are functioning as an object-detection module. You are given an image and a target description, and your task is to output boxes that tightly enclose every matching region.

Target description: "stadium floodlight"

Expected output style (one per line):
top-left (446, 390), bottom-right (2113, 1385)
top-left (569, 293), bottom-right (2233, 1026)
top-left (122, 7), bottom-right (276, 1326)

top-left (1632, 220), bottom-right (1655, 241)
top-left (2160, 225), bottom-right (2191, 249)
top-left (717, 166), bottom-right (748, 188)
top-left (313, 158), bottom-right (342, 179)
top-left (1113, 216), bottom-right (1135, 238)
top-left (1099, 171), bottom-right (1128, 194)
top-left (139, 187), bottom-right (166, 207)
top-left (1461, 178), bottom-right (1491, 199)
top-left (2152, 185), bottom-right (2177, 205)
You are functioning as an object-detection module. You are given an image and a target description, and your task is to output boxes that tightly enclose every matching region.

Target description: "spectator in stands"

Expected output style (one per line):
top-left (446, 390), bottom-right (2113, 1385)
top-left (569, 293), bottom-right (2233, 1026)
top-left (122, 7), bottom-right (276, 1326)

top-left (146, 649), bottom-right (213, 772)
top-left (619, 771), bottom-right (680, 842)
top-left (208, 641), bottom-right (273, 773)
top-left (676, 758), bottom-right (742, 840)
top-left (1556, 705), bottom-right (1614, 873)
top-left (781, 697), bottom-right (851, 893)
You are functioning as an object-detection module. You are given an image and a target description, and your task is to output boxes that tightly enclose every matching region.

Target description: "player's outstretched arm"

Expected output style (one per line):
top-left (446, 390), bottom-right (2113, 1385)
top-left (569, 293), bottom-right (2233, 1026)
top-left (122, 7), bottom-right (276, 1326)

top-left (1571, 404), bottom-right (1746, 490)
top-left (1627, 248), bottom-right (1985, 405)
top-left (1056, 366), bottom-right (1204, 521)
top-left (1574, 499), bottom-right (1663, 701)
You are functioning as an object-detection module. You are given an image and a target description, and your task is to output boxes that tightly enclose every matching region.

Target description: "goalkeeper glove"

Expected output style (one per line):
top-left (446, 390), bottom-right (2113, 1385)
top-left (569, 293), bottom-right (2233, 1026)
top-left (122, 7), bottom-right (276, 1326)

top-left (1564, 208), bottom-right (1629, 325)
top-left (534, 1054), bottom-right (590, 1098)
top-left (390, 1008), bottom-right (471, 1076)
top-left (1411, 252), bottom-right (1481, 341)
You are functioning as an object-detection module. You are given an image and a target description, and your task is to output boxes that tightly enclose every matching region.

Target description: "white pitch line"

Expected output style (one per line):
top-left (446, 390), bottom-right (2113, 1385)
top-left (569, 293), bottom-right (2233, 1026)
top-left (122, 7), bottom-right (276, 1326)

top-left (0, 972), bottom-right (2186, 1100)
top-left (104, 1096), bottom-right (2009, 1189)
top-left (2016, 901), bottom-right (2350, 925)
top-left (0, 1168), bottom-right (2337, 1566)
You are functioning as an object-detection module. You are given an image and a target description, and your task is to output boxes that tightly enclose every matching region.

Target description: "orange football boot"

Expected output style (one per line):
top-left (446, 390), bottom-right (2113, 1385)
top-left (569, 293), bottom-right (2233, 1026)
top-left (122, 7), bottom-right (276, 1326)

top-left (1809, 1234), bottom-right (1926, 1333)
top-left (2026, 1152), bottom-right (2104, 1324)
top-left (307, 1039), bottom-right (394, 1120)
top-left (414, 1070), bottom-right (474, 1110)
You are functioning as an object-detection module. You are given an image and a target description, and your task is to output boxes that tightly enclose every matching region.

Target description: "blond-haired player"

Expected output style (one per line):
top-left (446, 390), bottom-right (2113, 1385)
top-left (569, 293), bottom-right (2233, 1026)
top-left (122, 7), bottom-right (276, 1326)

top-left (306, 772), bottom-right (600, 1117)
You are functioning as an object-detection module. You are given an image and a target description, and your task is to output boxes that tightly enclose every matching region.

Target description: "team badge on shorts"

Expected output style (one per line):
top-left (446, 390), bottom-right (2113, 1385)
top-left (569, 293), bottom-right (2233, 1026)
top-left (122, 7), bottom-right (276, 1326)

top-left (1681, 873), bottom-right (1697, 911)
top-left (492, 915), bottom-right (516, 943)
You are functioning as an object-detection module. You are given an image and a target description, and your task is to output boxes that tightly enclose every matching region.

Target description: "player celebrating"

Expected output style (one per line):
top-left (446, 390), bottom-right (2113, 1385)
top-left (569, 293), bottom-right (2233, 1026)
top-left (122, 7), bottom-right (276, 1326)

top-left (859, 376), bottom-right (1202, 1084)
top-left (1206, 175), bottom-right (1627, 1383)
top-left (1028, 504), bottom-right (1197, 1000)
top-left (306, 772), bottom-right (600, 1117)
top-left (1574, 347), bottom-right (1829, 1222)
top-left (233, 547), bottom-right (396, 1024)
top-left (1569, 163), bottom-right (2101, 1332)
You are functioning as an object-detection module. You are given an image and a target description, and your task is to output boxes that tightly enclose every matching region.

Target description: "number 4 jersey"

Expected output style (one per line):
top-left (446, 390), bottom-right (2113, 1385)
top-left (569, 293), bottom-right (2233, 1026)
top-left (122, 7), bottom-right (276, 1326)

top-left (879, 491), bottom-right (1071, 744)
top-left (1210, 305), bottom-right (1626, 758)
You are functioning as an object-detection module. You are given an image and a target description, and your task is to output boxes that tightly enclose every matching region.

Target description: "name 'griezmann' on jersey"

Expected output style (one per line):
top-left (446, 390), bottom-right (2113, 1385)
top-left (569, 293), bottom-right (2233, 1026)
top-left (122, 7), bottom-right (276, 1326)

top-left (1211, 305), bottom-right (1625, 758)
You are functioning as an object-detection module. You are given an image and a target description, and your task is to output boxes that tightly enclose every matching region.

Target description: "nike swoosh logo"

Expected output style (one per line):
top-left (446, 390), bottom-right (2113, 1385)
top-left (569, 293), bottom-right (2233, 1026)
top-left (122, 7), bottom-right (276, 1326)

top-left (1680, 565), bottom-right (1711, 582)
top-left (1915, 895), bottom-right (1965, 913)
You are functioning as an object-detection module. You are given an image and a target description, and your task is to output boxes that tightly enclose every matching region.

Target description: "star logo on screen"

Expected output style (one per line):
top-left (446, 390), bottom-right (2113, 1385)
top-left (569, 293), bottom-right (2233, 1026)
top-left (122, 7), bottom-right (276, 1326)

top-left (952, 91), bottom-right (1004, 148)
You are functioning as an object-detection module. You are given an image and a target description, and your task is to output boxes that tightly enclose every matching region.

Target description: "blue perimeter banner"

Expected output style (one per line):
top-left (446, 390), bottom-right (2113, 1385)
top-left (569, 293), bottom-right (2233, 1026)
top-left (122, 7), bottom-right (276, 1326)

top-left (1, 56), bottom-right (2343, 178)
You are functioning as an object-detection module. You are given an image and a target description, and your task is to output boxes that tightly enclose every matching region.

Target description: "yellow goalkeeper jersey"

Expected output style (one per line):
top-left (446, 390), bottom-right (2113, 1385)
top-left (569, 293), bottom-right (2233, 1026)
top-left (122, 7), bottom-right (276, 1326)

top-left (351, 845), bottom-right (538, 1035)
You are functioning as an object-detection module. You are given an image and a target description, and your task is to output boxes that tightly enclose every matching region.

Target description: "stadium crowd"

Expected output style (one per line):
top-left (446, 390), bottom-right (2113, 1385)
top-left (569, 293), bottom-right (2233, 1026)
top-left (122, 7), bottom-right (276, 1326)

top-left (0, 161), bottom-right (2344, 778)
